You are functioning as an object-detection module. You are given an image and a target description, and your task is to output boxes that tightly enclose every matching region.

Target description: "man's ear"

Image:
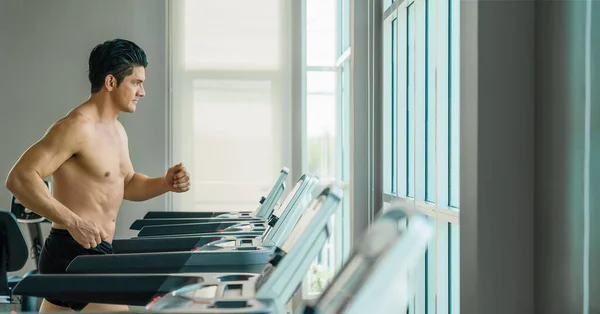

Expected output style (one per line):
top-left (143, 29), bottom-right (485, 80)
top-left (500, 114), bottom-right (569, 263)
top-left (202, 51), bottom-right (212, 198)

top-left (104, 74), bottom-right (116, 91)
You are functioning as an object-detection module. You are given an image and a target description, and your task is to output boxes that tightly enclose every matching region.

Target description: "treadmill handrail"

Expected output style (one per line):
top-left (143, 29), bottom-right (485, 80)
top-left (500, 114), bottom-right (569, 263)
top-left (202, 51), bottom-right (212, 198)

top-left (254, 167), bottom-right (289, 220)
top-left (262, 175), bottom-right (319, 247)
top-left (256, 184), bottom-right (343, 302)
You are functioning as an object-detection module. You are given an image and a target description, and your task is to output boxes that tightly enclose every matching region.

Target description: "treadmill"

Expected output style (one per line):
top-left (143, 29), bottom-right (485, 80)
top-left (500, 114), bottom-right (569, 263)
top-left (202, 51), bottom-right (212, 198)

top-left (62, 179), bottom-right (326, 275)
top-left (99, 173), bottom-right (318, 255)
top-left (131, 173), bottom-right (316, 238)
top-left (18, 202), bottom-right (431, 314)
top-left (149, 206), bottom-right (434, 314)
top-left (12, 184), bottom-right (343, 310)
top-left (299, 207), bottom-right (434, 314)
top-left (141, 167), bottom-right (289, 220)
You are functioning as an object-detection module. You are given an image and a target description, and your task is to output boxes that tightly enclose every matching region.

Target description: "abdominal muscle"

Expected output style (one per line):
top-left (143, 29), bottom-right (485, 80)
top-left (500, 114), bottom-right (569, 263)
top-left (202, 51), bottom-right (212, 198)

top-left (50, 168), bottom-right (125, 244)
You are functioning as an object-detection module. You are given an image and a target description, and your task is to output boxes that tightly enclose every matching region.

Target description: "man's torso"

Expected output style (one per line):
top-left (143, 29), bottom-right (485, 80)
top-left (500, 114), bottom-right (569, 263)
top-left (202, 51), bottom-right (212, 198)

top-left (50, 111), bottom-right (133, 242)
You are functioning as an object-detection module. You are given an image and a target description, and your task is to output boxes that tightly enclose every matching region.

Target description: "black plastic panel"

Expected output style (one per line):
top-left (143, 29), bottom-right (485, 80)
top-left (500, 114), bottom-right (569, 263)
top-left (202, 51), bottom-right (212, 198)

top-left (130, 217), bottom-right (262, 230)
top-left (143, 211), bottom-right (251, 219)
top-left (12, 274), bottom-right (202, 306)
top-left (137, 222), bottom-right (250, 237)
top-left (112, 236), bottom-right (221, 254)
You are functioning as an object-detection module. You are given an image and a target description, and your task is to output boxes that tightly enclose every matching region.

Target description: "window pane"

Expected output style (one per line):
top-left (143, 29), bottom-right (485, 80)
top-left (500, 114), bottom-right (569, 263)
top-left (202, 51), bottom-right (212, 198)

top-left (391, 18), bottom-right (397, 194)
top-left (307, 0), bottom-right (337, 66)
top-left (342, 0), bottom-right (350, 51)
top-left (383, 0), bottom-right (393, 11)
top-left (426, 219), bottom-right (436, 313)
top-left (307, 71), bottom-right (336, 94)
top-left (450, 0), bottom-right (460, 209)
top-left (407, 3), bottom-right (415, 198)
top-left (307, 94), bottom-right (337, 178)
top-left (396, 8), bottom-right (408, 197)
top-left (184, 0), bottom-right (280, 71)
top-left (383, 18), bottom-right (395, 195)
top-left (414, 0), bottom-right (427, 202)
top-left (450, 223), bottom-right (460, 313)
top-left (340, 59), bottom-right (351, 262)
top-left (426, 0), bottom-right (436, 203)
top-left (435, 0), bottom-right (450, 207)
top-left (192, 79), bottom-right (277, 210)
top-left (436, 222), bottom-right (449, 313)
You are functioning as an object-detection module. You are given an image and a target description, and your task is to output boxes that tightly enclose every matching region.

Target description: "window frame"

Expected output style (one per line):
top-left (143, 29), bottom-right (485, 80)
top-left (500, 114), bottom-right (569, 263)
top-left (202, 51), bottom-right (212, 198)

top-left (381, 0), bottom-right (460, 313)
top-left (299, 0), bottom-right (353, 300)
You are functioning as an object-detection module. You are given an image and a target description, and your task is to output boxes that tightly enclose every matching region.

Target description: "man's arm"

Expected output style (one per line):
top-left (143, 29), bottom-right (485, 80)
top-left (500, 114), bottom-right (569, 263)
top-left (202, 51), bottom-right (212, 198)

top-left (123, 163), bottom-right (190, 201)
top-left (123, 172), bottom-right (171, 202)
top-left (5, 116), bottom-right (89, 227)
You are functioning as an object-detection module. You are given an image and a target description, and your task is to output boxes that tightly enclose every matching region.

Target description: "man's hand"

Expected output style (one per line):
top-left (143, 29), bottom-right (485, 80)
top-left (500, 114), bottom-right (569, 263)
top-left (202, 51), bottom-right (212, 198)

top-left (67, 218), bottom-right (109, 249)
top-left (164, 162), bottom-right (191, 193)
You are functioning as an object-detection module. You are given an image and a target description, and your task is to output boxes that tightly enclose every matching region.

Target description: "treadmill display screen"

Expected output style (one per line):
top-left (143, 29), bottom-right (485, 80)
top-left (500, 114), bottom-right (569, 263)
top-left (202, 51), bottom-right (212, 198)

top-left (279, 196), bottom-right (321, 253)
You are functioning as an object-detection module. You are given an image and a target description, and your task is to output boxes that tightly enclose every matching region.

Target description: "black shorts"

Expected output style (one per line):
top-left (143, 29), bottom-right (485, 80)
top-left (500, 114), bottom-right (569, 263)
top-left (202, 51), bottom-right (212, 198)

top-left (38, 227), bottom-right (113, 311)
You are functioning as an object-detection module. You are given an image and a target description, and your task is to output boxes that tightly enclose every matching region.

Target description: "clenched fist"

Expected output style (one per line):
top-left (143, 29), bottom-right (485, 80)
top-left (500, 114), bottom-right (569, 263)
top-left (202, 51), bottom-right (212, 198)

top-left (165, 162), bottom-right (191, 193)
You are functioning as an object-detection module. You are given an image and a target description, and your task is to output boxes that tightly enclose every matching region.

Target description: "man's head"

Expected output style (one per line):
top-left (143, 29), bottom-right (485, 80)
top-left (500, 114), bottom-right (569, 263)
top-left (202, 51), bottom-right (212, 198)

top-left (88, 39), bottom-right (148, 113)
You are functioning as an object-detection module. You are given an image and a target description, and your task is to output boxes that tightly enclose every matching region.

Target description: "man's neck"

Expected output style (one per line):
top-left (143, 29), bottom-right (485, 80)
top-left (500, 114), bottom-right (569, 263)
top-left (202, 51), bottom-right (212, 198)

top-left (87, 93), bottom-right (120, 122)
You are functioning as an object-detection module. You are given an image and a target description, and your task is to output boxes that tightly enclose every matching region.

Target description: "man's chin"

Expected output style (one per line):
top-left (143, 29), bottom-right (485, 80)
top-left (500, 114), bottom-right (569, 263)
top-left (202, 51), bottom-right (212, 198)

top-left (123, 104), bottom-right (136, 113)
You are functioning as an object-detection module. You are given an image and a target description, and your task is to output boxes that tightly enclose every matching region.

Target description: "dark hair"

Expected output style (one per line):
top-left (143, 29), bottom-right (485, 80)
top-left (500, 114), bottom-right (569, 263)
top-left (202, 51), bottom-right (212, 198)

top-left (88, 39), bottom-right (148, 93)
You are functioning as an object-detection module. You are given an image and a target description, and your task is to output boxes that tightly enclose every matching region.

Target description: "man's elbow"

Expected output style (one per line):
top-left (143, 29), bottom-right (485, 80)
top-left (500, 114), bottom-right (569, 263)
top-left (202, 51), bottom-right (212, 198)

top-left (5, 169), bottom-right (19, 192)
top-left (5, 167), bottom-right (31, 193)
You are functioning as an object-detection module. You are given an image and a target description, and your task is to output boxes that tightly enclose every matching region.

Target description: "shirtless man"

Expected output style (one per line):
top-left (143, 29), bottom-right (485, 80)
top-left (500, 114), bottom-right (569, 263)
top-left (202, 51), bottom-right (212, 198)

top-left (4, 39), bottom-right (191, 312)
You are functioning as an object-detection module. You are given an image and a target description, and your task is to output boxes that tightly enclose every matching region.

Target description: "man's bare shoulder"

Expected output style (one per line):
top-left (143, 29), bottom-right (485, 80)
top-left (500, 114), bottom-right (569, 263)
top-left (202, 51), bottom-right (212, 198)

top-left (48, 110), bottom-right (94, 133)
top-left (44, 109), bottom-right (96, 144)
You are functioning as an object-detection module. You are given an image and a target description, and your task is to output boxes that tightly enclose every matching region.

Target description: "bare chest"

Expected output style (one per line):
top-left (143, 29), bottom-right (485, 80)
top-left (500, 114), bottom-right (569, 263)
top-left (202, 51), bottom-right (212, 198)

top-left (72, 129), bottom-right (132, 182)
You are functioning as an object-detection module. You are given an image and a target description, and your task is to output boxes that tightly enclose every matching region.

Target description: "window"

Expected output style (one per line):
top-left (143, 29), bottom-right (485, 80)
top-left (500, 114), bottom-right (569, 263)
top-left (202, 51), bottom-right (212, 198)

top-left (302, 0), bottom-right (351, 298)
top-left (169, 0), bottom-right (290, 211)
top-left (183, 0), bottom-right (281, 71)
top-left (384, 16), bottom-right (394, 194)
top-left (307, 71), bottom-right (337, 178)
top-left (382, 0), bottom-right (460, 313)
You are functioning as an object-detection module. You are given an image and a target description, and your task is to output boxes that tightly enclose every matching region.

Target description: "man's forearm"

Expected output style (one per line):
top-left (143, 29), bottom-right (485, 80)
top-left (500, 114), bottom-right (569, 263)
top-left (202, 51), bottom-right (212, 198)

top-left (5, 169), bottom-right (79, 227)
top-left (123, 173), bottom-right (170, 202)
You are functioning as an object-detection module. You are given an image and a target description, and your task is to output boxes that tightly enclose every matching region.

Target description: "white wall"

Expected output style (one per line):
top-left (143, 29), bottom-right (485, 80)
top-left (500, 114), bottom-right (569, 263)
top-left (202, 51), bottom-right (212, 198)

top-left (1, 0), bottom-right (168, 275)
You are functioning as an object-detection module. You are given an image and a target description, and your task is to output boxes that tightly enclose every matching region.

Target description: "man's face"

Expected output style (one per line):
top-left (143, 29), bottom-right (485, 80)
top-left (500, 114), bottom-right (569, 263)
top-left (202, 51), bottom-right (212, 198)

top-left (111, 66), bottom-right (146, 113)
